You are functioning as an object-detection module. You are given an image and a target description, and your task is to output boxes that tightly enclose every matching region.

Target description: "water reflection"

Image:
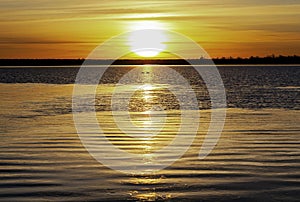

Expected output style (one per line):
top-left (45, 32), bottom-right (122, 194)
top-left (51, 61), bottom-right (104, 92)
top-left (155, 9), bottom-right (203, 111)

top-left (126, 175), bottom-right (172, 201)
top-left (1, 65), bottom-right (299, 201)
top-left (123, 67), bottom-right (174, 200)
top-left (130, 191), bottom-right (172, 201)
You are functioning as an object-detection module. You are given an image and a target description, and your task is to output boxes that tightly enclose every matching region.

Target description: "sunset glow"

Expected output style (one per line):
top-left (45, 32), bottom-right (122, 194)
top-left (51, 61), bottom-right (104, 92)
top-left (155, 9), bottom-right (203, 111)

top-left (0, 0), bottom-right (299, 58)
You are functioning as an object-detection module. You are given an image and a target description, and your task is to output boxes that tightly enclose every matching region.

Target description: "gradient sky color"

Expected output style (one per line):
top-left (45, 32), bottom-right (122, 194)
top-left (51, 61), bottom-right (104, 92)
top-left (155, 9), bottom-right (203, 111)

top-left (0, 0), bottom-right (299, 58)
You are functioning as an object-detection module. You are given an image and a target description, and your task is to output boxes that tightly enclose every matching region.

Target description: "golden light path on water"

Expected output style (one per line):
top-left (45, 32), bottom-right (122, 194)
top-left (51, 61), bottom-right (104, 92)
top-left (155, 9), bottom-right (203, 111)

top-left (105, 66), bottom-right (178, 158)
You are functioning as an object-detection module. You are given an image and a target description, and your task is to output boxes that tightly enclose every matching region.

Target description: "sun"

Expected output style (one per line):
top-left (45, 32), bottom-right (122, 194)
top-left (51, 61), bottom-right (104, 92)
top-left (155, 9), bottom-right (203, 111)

top-left (128, 22), bottom-right (168, 57)
top-left (128, 29), bottom-right (167, 57)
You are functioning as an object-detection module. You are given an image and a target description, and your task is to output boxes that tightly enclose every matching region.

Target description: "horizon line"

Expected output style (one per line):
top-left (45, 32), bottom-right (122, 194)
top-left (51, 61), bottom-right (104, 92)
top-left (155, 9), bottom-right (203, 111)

top-left (0, 54), bottom-right (299, 60)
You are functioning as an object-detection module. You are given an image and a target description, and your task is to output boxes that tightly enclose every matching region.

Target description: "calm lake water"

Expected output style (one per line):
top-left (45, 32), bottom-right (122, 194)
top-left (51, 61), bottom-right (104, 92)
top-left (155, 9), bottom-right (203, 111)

top-left (0, 65), bottom-right (299, 201)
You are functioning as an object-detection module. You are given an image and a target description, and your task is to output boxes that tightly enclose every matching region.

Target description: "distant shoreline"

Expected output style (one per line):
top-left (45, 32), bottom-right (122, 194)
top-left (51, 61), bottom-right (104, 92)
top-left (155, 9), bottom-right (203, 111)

top-left (0, 56), bottom-right (299, 66)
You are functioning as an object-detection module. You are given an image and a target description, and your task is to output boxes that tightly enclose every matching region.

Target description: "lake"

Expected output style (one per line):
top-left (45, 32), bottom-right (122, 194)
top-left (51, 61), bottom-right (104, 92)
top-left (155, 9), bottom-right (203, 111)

top-left (0, 65), bottom-right (299, 201)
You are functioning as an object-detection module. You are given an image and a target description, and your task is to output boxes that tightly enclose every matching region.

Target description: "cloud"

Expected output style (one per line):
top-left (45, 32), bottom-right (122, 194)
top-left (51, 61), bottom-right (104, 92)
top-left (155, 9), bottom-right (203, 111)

top-left (0, 0), bottom-right (299, 58)
top-left (0, 38), bottom-right (93, 44)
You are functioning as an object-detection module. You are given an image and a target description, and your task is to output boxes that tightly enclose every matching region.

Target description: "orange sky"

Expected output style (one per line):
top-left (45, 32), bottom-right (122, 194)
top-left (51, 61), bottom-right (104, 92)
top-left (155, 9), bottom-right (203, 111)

top-left (0, 0), bottom-right (299, 58)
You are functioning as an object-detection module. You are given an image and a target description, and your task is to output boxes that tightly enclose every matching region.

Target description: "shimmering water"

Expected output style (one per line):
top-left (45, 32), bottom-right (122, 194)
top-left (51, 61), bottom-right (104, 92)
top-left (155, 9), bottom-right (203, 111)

top-left (0, 65), bottom-right (299, 201)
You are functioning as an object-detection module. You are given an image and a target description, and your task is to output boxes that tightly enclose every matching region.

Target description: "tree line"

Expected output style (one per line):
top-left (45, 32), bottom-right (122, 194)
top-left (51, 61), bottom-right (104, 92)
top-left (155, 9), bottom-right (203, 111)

top-left (0, 55), bottom-right (299, 66)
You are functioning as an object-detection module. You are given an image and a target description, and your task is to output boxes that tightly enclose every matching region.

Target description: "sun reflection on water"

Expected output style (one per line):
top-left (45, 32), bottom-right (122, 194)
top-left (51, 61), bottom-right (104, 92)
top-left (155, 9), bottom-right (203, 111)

top-left (126, 175), bottom-right (173, 201)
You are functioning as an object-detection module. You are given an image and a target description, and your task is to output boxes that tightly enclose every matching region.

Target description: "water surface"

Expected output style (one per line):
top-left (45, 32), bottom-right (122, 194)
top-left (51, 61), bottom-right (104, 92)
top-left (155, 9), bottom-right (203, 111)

top-left (0, 65), bottom-right (299, 201)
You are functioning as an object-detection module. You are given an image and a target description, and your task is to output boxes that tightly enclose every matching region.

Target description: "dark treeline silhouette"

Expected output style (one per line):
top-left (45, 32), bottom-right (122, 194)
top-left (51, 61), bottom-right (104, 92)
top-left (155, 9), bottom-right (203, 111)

top-left (212, 55), bottom-right (300, 65)
top-left (0, 55), bottom-right (299, 66)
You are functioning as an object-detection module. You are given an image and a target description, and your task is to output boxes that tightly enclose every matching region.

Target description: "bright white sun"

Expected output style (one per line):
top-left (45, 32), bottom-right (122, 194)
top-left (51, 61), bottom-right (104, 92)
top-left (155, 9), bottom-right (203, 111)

top-left (128, 22), bottom-right (167, 57)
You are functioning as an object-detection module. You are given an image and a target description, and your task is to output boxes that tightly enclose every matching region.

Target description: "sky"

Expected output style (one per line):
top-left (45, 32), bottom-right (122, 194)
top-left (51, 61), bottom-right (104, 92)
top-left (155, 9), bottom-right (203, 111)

top-left (0, 0), bottom-right (299, 58)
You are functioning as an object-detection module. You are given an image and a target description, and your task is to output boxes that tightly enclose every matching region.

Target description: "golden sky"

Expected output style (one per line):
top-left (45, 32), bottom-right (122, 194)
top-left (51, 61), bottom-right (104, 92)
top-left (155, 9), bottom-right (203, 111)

top-left (0, 0), bottom-right (299, 58)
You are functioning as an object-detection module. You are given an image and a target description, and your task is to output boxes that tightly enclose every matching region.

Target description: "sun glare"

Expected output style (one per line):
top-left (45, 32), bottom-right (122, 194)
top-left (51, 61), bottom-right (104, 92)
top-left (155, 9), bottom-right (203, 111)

top-left (128, 21), bottom-right (168, 57)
